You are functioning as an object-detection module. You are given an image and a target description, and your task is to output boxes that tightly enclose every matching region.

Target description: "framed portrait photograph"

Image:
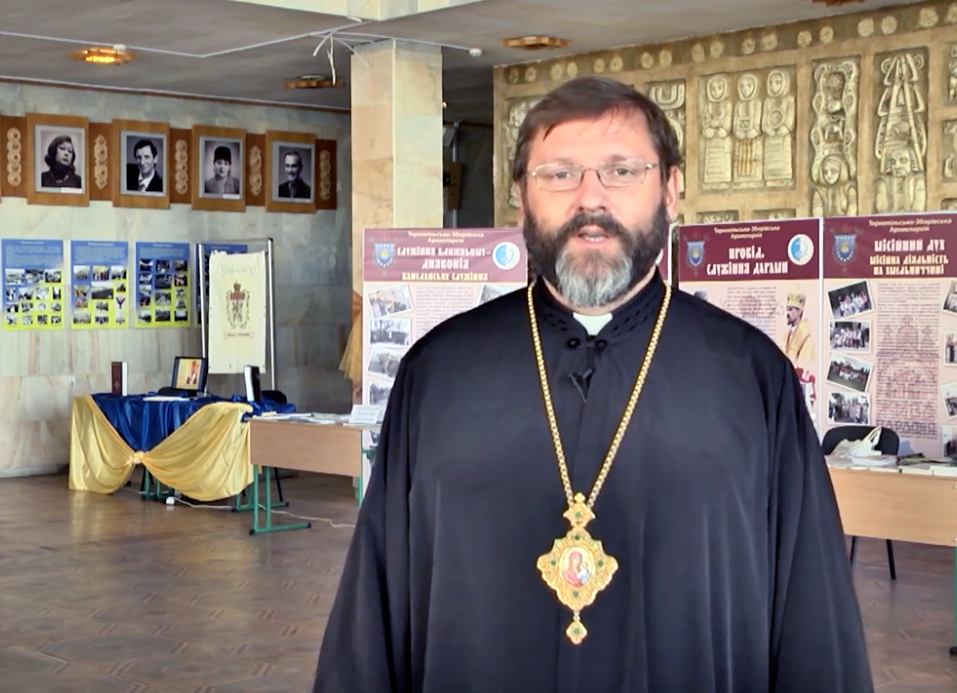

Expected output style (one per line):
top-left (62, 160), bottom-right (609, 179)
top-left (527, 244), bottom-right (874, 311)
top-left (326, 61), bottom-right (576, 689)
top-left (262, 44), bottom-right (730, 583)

top-left (112, 119), bottom-right (170, 209)
top-left (265, 130), bottom-right (316, 214)
top-left (26, 113), bottom-right (90, 206)
top-left (192, 125), bottom-right (246, 212)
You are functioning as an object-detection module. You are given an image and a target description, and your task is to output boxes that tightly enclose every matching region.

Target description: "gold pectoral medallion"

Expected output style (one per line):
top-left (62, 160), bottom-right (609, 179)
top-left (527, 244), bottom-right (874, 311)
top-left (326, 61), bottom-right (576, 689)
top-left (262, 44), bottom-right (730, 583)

top-left (536, 493), bottom-right (619, 644)
top-left (527, 280), bottom-right (670, 647)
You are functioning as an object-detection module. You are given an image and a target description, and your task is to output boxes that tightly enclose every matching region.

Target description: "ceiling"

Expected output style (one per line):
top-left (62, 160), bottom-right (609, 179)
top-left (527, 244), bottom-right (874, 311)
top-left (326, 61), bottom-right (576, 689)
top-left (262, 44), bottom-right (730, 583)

top-left (0, 0), bottom-right (927, 125)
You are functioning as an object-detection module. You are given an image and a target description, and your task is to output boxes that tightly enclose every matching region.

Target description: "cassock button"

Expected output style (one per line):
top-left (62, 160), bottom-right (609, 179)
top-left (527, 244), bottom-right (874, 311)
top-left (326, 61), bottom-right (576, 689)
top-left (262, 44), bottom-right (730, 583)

top-left (595, 339), bottom-right (608, 351)
top-left (566, 338), bottom-right (581, 349)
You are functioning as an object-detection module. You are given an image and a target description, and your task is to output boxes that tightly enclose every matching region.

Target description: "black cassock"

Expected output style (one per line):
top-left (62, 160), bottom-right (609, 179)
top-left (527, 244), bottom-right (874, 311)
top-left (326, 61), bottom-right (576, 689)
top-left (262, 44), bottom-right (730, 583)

top-left (313, 271), bottom-right (874, 693)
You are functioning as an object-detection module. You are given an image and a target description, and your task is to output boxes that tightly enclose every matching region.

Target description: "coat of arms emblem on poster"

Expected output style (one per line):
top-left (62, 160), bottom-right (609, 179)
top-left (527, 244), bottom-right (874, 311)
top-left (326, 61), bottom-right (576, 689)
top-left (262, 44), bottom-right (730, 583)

top-left (227, 281), bottom-right (250, 329)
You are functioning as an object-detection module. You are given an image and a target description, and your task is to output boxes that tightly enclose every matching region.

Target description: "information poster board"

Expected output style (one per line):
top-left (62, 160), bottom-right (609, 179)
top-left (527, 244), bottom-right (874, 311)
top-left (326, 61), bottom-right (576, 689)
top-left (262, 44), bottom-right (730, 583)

top-left (207, 250), bottom-right (267, 374)
top-left (134, 242), bottom-right (191, 328)
top-left (70, 241), bottom-right (130, 329)
top-left (677, 218), bottom-right (824, 427)
top-left (360, 227), bottom-right (528, 497)
top-left (2, 239), bottom-right (65, 331)
top-left (823, 213), bottom-right (957, 457)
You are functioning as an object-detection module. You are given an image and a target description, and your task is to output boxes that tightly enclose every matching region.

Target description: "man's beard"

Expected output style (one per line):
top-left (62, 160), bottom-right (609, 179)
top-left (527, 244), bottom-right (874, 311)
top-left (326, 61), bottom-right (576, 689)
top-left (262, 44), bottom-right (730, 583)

top-left (523, 202), bottom-right (670, 311)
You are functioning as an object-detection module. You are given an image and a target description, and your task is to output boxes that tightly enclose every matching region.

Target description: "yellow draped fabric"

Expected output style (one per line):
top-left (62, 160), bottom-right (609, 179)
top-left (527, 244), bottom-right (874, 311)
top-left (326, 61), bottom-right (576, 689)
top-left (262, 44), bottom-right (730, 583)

top-left (69, 395), bottom-right (254, 501)
top-left (339, 290), bottom-right (364, 386)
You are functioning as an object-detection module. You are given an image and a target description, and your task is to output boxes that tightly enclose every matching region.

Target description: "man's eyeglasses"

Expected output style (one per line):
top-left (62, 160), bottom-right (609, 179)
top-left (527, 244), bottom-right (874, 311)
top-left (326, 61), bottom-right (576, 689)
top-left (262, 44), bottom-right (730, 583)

top-left (528, 159), bottom-right (660, 192)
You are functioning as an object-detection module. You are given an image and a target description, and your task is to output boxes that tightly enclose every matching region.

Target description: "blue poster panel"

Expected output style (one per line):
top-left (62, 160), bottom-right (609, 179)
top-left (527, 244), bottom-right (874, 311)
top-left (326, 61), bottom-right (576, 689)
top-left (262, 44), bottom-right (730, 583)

top-left (134, 242), bottom-right (191, 328)
top-left (2, 239), bottom-right (65, 331)
top-left (70, 241), bottom-right (130, 329)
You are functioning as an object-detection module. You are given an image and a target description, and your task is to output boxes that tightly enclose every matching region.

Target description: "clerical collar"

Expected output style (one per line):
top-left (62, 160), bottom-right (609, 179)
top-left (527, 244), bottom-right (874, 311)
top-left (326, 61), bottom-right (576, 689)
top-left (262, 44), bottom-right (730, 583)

top-left (534, 270), bottom-right (665, 343)
top-left (573, 312), bottom-right (613, 336)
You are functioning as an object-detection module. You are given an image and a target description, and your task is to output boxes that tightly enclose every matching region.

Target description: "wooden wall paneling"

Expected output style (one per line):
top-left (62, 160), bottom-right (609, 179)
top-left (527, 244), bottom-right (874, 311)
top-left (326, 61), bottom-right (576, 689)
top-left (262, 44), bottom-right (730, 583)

top-left (1, 115), bottom-right (26, 198)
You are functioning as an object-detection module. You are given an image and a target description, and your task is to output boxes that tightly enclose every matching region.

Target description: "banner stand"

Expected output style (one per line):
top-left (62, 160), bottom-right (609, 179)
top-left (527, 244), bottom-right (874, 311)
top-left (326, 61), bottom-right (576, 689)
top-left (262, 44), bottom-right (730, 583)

top-left (197, 239), bottom-right (277, 392)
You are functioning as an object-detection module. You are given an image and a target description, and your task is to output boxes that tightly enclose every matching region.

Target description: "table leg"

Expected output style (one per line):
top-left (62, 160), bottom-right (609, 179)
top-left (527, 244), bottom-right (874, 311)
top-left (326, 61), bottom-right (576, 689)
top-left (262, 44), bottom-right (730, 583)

top-left (248, 466), bottom-right (310, 535)
top-left (141, 470), bottom-right (171, 501)
top-left (951, 547), bottom-right (957, 657)
top-left (234, 469), bottom-right (288, 513)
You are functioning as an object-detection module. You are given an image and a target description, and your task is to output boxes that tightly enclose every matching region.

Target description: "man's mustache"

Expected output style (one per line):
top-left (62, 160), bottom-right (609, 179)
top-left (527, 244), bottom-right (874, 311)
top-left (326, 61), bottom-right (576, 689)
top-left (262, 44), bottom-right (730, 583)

top-left (555, 212), bottom-right (628, 243)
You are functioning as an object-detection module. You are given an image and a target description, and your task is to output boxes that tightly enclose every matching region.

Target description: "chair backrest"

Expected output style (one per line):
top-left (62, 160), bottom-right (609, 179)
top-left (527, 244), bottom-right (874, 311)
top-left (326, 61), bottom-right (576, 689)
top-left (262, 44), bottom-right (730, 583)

top-left (261, 389), bottom-right (287, 404)
top-left (821, 425), bottom-right (900, 456)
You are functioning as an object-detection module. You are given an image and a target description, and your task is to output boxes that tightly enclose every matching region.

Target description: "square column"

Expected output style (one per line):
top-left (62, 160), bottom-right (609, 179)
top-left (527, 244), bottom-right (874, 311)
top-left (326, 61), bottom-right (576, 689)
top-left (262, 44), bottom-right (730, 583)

top-left (350, 39), bottom-right (444, 290)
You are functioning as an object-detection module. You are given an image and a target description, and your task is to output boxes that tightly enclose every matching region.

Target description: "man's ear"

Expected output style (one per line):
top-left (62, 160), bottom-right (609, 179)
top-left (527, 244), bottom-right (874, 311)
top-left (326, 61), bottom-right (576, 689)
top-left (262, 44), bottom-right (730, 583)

top-left (663, 166), bottom-right (680, 222)
top-left (514, 182), bottom-right (527, 227)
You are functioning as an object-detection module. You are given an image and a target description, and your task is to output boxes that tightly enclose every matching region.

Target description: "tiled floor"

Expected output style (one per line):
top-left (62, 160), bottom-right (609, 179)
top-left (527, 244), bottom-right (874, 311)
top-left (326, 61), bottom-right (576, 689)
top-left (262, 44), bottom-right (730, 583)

top-left (1, 472), bottom-right (956, 692)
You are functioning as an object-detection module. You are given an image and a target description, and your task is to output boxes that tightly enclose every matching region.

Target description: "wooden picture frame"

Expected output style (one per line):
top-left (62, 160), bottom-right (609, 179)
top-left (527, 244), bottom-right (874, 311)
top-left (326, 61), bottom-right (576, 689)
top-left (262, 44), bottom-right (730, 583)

top-left (0, 114), bottom-right (20, 199)
top-left (315, 138), bottom-right (337, 210)
top-left (265, 130), bottom-right (316, 214)
top-left (191, 125), bottom-right (245, 213)
top-left (112, 120), bottom-right (170, 209)
top-left (25, 113), bottom-right (90, 207)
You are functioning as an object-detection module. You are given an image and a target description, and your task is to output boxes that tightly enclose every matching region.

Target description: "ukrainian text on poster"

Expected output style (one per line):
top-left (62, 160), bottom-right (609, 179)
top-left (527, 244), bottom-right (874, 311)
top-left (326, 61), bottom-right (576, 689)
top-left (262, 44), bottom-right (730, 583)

top-left (823, 213), bottom-right (957, 457)
top-left (677, 218), bottom-right (824, 428)
top-left (134, 242), bottom-right (191, 328)
top-left (2, 239), bottom-right (65, 331)
top-left (207, 250), bottom-right (268, 374)
top-left (70, 241), bottom-right (130, 329)
top-left (360, 227), bottom-right (528, 496)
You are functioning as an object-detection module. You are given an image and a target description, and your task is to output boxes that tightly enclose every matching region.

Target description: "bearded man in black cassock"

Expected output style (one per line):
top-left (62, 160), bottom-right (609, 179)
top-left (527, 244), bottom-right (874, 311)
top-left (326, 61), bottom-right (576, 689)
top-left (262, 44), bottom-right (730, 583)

top-left (312, 76), bottom-right (874, 693)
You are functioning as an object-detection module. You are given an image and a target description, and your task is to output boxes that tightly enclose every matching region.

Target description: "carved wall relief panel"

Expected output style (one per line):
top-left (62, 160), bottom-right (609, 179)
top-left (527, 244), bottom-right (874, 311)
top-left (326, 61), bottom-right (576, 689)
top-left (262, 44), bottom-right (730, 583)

top-left (699, 66), bottom-right (795, 193)
top-left (503, 96), bottom-right (541, 209)
top-left (754, 209), bottom-right (796, 220)
top-left (947, 44), bottom-right (957, 104)
top-left (944, 120), bottom-right (957, 181)
top-left (942, 199), bottom-right (957, 210)
top-left (646, 80), bottom-right (686, 198)
top-left (873, 48), bottom-right (928, 213)
top-left (810, 57), bottom-right (860, 218)
top-left (697, 210), bottom-right (739, 223)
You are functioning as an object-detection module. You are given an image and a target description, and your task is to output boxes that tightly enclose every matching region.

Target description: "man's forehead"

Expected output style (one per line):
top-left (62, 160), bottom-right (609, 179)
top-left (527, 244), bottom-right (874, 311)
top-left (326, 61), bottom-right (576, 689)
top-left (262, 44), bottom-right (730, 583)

top-left (537, 109), bottom-right (650, 142)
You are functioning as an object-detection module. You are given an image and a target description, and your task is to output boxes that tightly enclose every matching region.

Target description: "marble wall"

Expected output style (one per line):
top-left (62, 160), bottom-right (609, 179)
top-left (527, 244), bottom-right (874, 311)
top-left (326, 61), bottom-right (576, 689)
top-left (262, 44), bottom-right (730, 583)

top-left (0, 84), bottom-right (353, 477)
top-left (492, 0), bottom-right (957, 227)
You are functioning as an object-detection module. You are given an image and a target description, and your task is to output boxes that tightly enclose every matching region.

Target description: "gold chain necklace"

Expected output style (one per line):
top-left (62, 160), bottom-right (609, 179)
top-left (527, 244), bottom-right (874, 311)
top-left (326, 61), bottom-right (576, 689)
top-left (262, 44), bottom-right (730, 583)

top-left (529, 279), bottom-right (672, 644)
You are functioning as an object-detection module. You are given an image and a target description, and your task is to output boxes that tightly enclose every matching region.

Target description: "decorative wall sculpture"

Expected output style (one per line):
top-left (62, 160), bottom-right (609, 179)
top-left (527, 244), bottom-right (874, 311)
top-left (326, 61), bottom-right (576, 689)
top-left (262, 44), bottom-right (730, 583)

top-left (947, 43), bottom-right (957, 104)
top-left (699, 67), bottom-right (796, 193)
top-left (503, 96), bottom-right (541, 209)
top-left (646, 80), bottom-right (686, 198)
top-left (755, 209), bottom-right (796, 219)
top-left (944, 119), bottom-right (957, 180)
top-left (493, 1), bottom-right (957, 226)
top-left (697, 210), bottom-right (738, 223)
top-left (810, 58), bottom-right (860, 217)
top-left (873, 48), bottom-right (928, 213)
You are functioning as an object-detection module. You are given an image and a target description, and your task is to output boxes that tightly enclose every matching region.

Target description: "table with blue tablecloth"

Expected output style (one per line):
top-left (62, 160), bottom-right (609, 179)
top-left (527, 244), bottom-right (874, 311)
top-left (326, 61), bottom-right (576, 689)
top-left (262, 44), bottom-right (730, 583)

top-left (68, 393), bottom-right (295, 501)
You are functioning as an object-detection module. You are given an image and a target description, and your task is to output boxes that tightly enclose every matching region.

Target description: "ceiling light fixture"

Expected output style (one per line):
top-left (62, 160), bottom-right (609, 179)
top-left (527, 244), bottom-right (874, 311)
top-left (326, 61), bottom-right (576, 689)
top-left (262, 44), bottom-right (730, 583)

top-left (284, 75), bottom-right (345, 89)
top-left (502, 36), bottom-right (570, 51)
top-left (70, 44), bottom-right (135, 65)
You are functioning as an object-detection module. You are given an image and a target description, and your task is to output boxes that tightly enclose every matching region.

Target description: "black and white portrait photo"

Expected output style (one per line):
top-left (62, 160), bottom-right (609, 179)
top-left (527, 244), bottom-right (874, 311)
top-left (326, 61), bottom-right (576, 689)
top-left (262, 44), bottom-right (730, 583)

top-left (272, 142), bottom-right (314, 202)
top-left (35, 126), bottom-right (84, 193)
top-left (122, 132), bottom-right (166, 196)
top-left (200, 138), bottom-right (243, 199)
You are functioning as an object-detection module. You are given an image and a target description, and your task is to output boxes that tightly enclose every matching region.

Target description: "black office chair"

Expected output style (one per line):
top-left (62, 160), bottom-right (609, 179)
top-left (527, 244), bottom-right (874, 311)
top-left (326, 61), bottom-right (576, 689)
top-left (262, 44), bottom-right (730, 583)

top-left (822, 425), bottom-right (899, 580)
